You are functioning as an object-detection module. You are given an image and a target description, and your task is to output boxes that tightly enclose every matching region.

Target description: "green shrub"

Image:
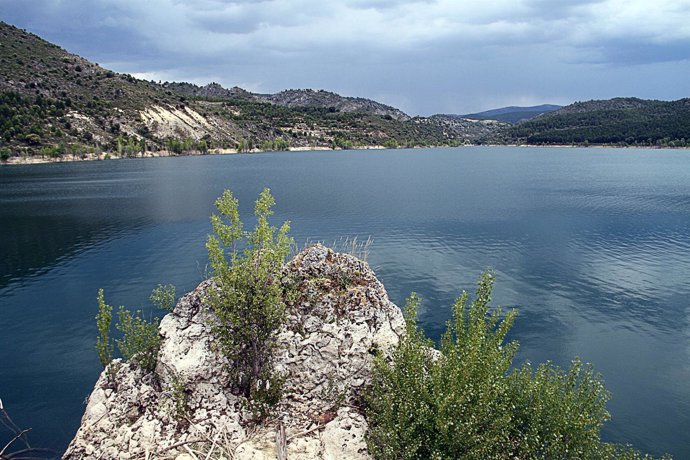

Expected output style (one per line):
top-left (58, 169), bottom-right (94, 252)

top-left (95, 288), bottom-right (114, 368)
top-left (24, 133), bottom-right (41, 145)
top-left (116, 307), bottom-right (161, 372)
top-left (95, 288), bottom-right (163, 373)
top-left (0, 147), bottom-right (11, 161)
top-left (383, 139), bottom-right (399, 149)
top-left (169, 372), bottom-right (191, 421)
top-left (365, 272), bottom-right (660, 459)
top-left (365, 292), bottom-right (438, 459)
top-left (150, 284), bottom-right (176, 311)
top-left (205, 188), bottom-right (293, 417)
top-left (508, 358), bottom-right (609, 459)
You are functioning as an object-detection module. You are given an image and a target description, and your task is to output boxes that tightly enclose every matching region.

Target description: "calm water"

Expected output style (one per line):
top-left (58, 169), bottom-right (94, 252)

top-left (1, 147), bottom-right (689, 457)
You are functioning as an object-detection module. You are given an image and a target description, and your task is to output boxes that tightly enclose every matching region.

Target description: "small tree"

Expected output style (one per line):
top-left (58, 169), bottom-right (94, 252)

top-left (206, 188), bottom-right (293, 414)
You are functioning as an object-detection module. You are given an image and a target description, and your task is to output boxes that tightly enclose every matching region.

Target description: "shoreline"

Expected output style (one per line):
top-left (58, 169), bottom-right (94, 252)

top-left (2, 143), bottom-right (687, 166)
top-left (0, 144), bottom-right (386, 166)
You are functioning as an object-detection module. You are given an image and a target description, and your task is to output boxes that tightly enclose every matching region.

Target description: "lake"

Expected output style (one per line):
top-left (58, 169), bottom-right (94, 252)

top-left (1, 146), bottom-right (689, 458)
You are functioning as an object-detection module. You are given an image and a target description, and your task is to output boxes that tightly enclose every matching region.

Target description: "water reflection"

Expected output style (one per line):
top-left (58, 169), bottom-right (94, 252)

top-left (1, 148), bottom-right (689, 457)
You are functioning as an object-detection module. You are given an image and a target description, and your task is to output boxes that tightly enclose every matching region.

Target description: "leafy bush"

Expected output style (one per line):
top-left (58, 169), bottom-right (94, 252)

top-left (205, 188), bottom-right (293, 416)
top-left (365, 272), bottom-right (660, 459)
top-left (95, 288), bottom-right (114, 368)
top-left (24, 133), bottom-right (41, 145)
top-left (95, 288), bottom-right (163, 373)
top-left (259, 138), bottom-right (290, 152)
top-left (508, 359), bottom-right (609, 458)
top-left (169, 372), bottom-right (191, 421)
top-left (0, 147), bottom-right (11, 161)
top-left (116, 307), bottom-right (161, 372)
top-left (150, 283), bottom-right (176, 311)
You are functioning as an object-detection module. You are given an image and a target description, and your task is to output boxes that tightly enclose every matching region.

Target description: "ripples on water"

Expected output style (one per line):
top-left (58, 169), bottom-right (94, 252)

top-left (1, 147), bottom-right (689, 457)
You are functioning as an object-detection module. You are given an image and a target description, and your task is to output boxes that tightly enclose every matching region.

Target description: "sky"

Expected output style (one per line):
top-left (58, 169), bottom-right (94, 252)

top-left (2, 0), bottom-right (690, 115)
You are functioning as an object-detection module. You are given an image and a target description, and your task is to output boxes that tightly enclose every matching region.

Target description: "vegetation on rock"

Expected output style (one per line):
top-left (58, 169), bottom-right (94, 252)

top-left (365, 272), bottom-right (666, 459)
top-left (95, 288), bottom-right (165, 373)
top-left (88, 189), bottom-right (670, 457)
top-left (114, 307), bottom-right (161, 372)
top-left (149, 283), bottom-right (176, 312)
top-left (95, 289), bottom-right (114, 368)
top-left (205, 188), bottom-right (293, 416)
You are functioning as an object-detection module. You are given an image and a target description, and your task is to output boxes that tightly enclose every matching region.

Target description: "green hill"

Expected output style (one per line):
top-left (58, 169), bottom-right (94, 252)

top-left (0, 21), bottom-right (181, 159)
top-left (508, 98), bottom-right (690, 147)
top-left (462, 104), bottom-right (561, 124)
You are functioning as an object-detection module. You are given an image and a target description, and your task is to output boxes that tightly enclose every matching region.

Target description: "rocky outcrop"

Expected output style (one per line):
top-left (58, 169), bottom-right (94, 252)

top-left (64, 244), bottom-right (405, 459)
top-left (159, 82), bottom-right (411, 122)
top-left (139, 104), bottom-right (239, 141)
top-left (162, 82), bottom-right (253, 100)
top-left (256, 89), bottom-right (411, 122)
top-left (421, 115), bottom-right (509, 143)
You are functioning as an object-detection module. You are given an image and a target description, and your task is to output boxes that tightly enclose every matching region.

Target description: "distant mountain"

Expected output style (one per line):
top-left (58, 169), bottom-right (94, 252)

top-left (508, 97), bottom-right (690, 146)
top-left (0, 21), bottom-right (492, 161)
top-left (461, 105), bottom-right (562, 124)
top-left (165, 83), bottom-right (410, 121)
top-left (260, 89), bottom-right (411, 121)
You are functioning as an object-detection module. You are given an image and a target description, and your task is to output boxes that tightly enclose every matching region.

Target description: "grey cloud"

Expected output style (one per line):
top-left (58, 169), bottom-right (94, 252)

top-left (2, 0), bottom-right (690, 114)
top-left (579, 39), bottom-right (690, 65)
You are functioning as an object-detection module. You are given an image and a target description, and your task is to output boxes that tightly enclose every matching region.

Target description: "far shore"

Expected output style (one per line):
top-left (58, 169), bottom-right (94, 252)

top-left (2, 143), bottom-right (687, 166)
top-left (1, 145), bottom-right (337, 166)
top-left (0, 144), bottom-right (395, 166)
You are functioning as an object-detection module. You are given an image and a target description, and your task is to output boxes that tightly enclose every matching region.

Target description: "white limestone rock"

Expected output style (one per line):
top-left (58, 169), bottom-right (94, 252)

top-left (64, 244), bottom-right (405, 459)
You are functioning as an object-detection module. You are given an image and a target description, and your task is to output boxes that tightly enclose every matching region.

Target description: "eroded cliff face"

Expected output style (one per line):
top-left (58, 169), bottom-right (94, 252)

top-left (64, 244), bottom-right (405, 459)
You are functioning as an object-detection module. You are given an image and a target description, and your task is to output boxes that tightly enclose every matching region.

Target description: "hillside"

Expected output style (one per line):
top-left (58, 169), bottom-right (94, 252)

top-left (0, 21), bottom-right (261, 158)
top-left (462, 104), bottom-right (561, 124)
top-left (161, 82), bottom-right (254, 100)
top-left (258, 89), bottom-right (411, 121)
top-left (0, 21), bottom-right (489, 161)
top-left (421, 115), bottom-right (509, 143)
top-left (5, 20), bottom-right (686, 158)
top-left (164, 83), bottom-right (410, 120)
top-left (0, 22), bottom-right (484, 160)
top-left (509, 98), bottom-right (690, 146)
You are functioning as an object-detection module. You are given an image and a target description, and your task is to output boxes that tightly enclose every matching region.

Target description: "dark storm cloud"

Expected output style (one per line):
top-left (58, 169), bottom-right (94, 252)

top-left (1, 0), bottom-right (689, 114)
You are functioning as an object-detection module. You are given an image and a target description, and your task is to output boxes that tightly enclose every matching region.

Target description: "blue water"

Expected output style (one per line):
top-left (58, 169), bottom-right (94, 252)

top-left (1, 147), bottom-right (689, 457)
